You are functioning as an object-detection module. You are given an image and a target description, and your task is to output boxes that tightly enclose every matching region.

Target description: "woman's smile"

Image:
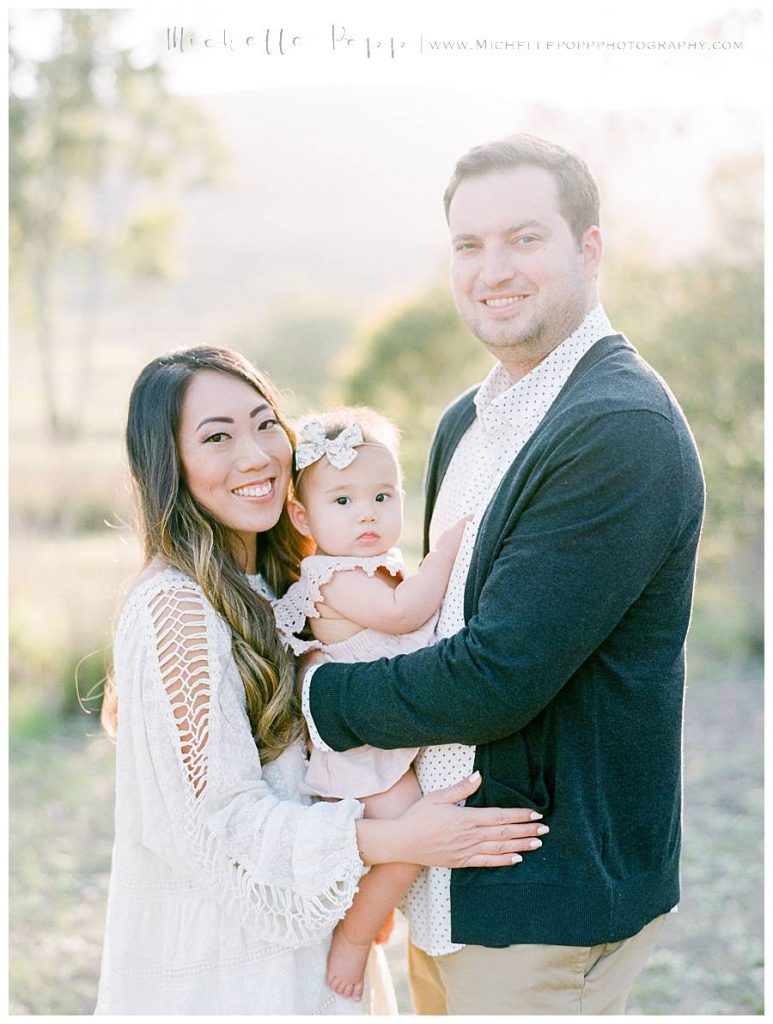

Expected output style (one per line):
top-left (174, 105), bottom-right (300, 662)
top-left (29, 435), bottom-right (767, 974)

top-left (177, 370), bottom-right (293, 570)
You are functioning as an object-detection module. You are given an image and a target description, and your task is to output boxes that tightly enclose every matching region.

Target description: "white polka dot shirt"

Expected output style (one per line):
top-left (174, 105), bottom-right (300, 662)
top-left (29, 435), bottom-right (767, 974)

top-left (402, 304), bottom-right (614, 956)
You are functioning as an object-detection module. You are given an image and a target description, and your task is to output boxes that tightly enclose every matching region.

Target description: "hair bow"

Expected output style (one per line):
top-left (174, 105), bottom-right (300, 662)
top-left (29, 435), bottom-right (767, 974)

top-left (295, 421), bottom-right (365, 471)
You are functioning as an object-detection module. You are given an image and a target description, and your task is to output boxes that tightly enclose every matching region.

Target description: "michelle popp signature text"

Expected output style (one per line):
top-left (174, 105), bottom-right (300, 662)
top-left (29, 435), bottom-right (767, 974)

top-left (166, 26), bottom-right (408, 58)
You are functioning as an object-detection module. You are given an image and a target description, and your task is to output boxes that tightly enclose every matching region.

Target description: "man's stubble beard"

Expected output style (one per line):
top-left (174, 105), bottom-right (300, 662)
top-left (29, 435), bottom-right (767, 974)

top-left (471, 285), bottom-right (590, 366)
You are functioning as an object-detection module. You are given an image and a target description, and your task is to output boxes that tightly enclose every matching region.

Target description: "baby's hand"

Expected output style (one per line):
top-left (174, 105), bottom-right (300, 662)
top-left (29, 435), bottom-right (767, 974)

top-left (433, 514), bottom-right (474, 560)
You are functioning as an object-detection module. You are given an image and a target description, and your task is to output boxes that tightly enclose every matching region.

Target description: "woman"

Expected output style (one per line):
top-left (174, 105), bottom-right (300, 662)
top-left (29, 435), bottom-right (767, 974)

top-left (96, 346), bottom-right (544, 1014)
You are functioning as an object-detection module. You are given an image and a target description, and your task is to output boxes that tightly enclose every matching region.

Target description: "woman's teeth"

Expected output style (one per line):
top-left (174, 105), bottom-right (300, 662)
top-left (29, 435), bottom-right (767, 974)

top-left (233, 482), bottom-right (272, 497)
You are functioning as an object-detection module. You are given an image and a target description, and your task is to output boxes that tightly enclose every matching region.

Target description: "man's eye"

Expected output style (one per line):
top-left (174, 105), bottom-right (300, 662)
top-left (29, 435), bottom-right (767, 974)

top-left (516, 235), bottom-right (539, 245)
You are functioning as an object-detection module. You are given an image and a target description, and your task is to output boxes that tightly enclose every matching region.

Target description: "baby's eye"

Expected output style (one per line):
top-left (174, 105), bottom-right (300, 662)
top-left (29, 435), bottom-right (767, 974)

top-left (375, 492), bottom-right (390, 503)
top-left (334, 496), bottom-right (351, 506)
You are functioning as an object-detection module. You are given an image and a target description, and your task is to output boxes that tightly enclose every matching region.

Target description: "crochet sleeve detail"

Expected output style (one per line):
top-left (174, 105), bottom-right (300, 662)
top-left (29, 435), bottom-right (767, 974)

top-left (137, 581), bottom-right (365, 948)
top-left (149, 588), bottom-right (210, 799)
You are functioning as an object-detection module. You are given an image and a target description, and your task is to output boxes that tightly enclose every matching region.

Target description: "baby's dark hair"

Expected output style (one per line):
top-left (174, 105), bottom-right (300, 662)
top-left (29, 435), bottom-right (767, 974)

top-left (293, 405), bottom-right (401, 499)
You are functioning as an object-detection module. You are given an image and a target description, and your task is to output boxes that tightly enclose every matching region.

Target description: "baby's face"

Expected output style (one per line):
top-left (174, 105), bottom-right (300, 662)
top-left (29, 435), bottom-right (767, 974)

top-left (296, 444), bottom-right (403, 558)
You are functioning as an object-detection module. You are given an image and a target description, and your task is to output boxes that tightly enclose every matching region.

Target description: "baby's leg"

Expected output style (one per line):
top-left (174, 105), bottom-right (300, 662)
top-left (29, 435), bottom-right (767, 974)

top-left (327, 769), bottom-right (422, 1001)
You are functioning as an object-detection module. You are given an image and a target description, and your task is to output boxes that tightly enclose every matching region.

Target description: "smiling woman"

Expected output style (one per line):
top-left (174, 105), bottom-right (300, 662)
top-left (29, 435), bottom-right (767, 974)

top-left (95, 345), bottom-right (547, 1015)
top-left (176, 370), bottom-right (293, 573)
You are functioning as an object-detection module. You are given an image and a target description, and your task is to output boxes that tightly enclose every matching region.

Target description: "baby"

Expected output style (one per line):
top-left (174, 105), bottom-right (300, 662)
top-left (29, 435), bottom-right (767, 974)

top-left (272, 407), bottom-right (469, 1002)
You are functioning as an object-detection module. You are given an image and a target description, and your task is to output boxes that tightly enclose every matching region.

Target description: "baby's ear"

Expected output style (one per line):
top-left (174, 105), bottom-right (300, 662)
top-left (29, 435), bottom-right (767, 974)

top-left (287, 497), bottom-right (312, 536)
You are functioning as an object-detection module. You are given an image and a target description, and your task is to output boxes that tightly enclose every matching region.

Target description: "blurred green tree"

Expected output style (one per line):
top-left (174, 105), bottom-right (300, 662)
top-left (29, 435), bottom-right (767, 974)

top-left (9, 10), bottom-right (224, 438)
top-left (339, 290), bottom-right (493, 485)
top-left (227, 301), bottom-right (359, 417)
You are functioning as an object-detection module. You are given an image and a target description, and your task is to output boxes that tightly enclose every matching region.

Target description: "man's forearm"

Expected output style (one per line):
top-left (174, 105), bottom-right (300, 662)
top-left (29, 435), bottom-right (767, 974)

top-left (306, 409), bottom-right (696, 752)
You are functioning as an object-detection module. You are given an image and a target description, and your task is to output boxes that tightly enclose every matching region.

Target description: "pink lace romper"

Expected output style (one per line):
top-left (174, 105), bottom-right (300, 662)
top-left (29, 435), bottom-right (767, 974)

top-left (272, 549), bottom-right (436, 799)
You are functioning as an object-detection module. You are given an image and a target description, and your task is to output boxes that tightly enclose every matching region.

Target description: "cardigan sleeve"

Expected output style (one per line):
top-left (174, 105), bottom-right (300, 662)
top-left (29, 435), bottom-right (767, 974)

top-left (135, 583), bottom-right (365, 948)
top-left (307, 407), bottom-right (703, 749)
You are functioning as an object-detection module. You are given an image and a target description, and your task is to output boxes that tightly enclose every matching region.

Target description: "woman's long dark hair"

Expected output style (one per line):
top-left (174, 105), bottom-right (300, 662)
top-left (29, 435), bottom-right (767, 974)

top-left (103, 346), bottom-right (313, 763)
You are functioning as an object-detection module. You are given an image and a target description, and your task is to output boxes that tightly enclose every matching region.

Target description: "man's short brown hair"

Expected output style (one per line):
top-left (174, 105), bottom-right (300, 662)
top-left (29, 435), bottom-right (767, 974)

top-left (444, 133), bottom-right (600, 245)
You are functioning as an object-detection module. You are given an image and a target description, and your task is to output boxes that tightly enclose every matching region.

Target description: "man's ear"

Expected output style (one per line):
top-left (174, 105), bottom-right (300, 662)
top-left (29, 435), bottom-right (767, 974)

top-left (580, 225), bottom-right (603, 280)
top-left (287, 497), bottom-right (312, 536)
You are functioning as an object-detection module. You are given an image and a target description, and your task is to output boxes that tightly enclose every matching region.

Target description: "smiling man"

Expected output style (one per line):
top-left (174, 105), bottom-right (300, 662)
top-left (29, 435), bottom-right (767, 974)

top-left (302, 134), bottom-right (705, 1014)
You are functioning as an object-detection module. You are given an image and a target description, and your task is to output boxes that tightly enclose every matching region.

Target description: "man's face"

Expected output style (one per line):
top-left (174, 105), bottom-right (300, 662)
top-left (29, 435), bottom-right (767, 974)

top-left (448, 165), bottom-right (602, 378)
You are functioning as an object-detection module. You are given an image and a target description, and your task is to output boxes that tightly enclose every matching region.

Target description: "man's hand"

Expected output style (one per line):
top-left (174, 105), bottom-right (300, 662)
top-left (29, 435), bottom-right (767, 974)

top-left (295, 648), bottom-right (329, 698)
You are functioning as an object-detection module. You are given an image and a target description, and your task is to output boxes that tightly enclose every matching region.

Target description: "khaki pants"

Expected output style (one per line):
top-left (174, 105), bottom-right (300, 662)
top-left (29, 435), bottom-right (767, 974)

top-left (408, 915), bottom-right (666, 1015)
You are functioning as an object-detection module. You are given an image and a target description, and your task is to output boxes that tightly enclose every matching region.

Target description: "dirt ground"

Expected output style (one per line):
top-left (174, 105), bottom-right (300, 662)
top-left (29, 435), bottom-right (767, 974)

top-left (9, 666), bottom-right (763, 1015)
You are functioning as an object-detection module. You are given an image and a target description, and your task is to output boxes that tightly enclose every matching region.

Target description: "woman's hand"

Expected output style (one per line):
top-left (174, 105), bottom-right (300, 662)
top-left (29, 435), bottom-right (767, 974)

top-left (355, 771), bottom-right (548, 869)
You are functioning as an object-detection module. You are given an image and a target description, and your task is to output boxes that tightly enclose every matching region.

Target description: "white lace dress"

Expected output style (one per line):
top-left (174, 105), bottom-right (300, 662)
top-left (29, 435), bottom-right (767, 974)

top-left (95, 564), bottom-right (379, 1015)
top-left (272, 550), bottom-right (435, 800)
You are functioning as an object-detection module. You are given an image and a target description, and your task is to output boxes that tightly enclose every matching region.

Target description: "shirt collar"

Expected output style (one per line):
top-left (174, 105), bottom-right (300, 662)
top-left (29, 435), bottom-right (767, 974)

top-left (474, 304), bottom-right (614, 423)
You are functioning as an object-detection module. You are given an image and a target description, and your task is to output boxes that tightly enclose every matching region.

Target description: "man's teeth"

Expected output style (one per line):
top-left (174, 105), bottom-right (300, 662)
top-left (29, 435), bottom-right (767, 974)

top-left (233, 482), bottom-right (272, 497)
top-left (484, 296), bottom-right (526, 307)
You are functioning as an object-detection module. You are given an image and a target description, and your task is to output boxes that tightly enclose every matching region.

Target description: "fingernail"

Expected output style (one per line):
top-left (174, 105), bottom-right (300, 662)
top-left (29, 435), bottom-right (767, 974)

top-left (468, 771), bottom-right (481, 783)
top-left (537, 825), bottom-right (549, 835)
top-left (530, 811), bottom-right (543, 820)
top-left (511, 854), bottom-right (523, 863)
top-left (529, 838), bottom-right (542, 849)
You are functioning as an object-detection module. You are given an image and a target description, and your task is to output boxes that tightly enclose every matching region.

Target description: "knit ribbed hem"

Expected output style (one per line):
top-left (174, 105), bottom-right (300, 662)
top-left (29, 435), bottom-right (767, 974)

top-left (450, 869), bottom-right (680, 947)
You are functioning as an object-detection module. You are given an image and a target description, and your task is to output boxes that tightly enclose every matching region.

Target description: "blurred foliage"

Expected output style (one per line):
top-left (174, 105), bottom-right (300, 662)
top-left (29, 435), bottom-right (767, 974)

top-left (9, 10), bottom-right (225, 438)
top-left (608, 258), bottom-right (763, 560)
top-left (10, 532), bottom-right (140, 732)
top-left (339, 291), bottom-right (494, 483)
top-left (10, 436), bottom-right (133, 533)
top-left (227, 302), bottom-right (359, 416)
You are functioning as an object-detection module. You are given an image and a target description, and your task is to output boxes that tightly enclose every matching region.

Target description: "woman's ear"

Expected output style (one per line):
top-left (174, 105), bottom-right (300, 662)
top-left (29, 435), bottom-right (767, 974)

top-left (287, 497), bottom-right (312, 536)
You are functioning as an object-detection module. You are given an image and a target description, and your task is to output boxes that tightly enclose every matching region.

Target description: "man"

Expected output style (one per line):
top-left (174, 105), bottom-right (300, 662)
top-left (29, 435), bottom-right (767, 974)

top-left (302, 134), bottom-right (705, 1014)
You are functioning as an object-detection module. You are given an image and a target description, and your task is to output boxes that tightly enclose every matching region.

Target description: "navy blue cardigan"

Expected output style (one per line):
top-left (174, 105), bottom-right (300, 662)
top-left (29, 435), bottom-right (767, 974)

top-left (309, 334), bottom-right (705, 946)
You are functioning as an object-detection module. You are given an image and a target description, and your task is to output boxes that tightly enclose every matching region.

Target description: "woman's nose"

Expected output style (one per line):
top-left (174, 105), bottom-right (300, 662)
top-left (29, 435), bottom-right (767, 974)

top-left (236, 436), bottom-right (271, 470)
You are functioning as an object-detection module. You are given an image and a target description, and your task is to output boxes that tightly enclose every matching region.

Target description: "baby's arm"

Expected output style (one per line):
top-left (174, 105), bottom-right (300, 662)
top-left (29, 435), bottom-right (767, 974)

top-left (319, 515), bottom-right (471, 634)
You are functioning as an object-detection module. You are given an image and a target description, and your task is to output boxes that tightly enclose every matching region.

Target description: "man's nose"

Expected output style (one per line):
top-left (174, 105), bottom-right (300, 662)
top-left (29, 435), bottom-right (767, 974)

top-left (479, 245), bottom-right (514, 289)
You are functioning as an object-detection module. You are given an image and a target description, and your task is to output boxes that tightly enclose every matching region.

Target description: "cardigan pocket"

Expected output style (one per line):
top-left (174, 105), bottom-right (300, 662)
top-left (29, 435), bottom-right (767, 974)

top-left (475, 734), bottom-right (553, 814)
top-left (480, 770), bottom-right (552, 814)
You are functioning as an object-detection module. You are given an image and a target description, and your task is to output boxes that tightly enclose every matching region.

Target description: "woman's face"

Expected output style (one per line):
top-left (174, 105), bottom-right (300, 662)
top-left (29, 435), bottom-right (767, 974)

top-left (177, 370), bottom-right (292, 572)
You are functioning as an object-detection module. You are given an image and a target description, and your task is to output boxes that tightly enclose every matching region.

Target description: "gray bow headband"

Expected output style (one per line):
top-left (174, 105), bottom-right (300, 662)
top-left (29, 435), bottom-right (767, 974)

top-left (295, 421), bottom-right (365, 471)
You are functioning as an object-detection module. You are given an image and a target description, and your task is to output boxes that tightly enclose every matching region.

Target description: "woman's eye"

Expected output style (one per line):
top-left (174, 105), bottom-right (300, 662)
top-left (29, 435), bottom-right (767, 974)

top-left (258, 417), bottom-right (279, 431)
top-left (205, 432), bottom-right (229, 444)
